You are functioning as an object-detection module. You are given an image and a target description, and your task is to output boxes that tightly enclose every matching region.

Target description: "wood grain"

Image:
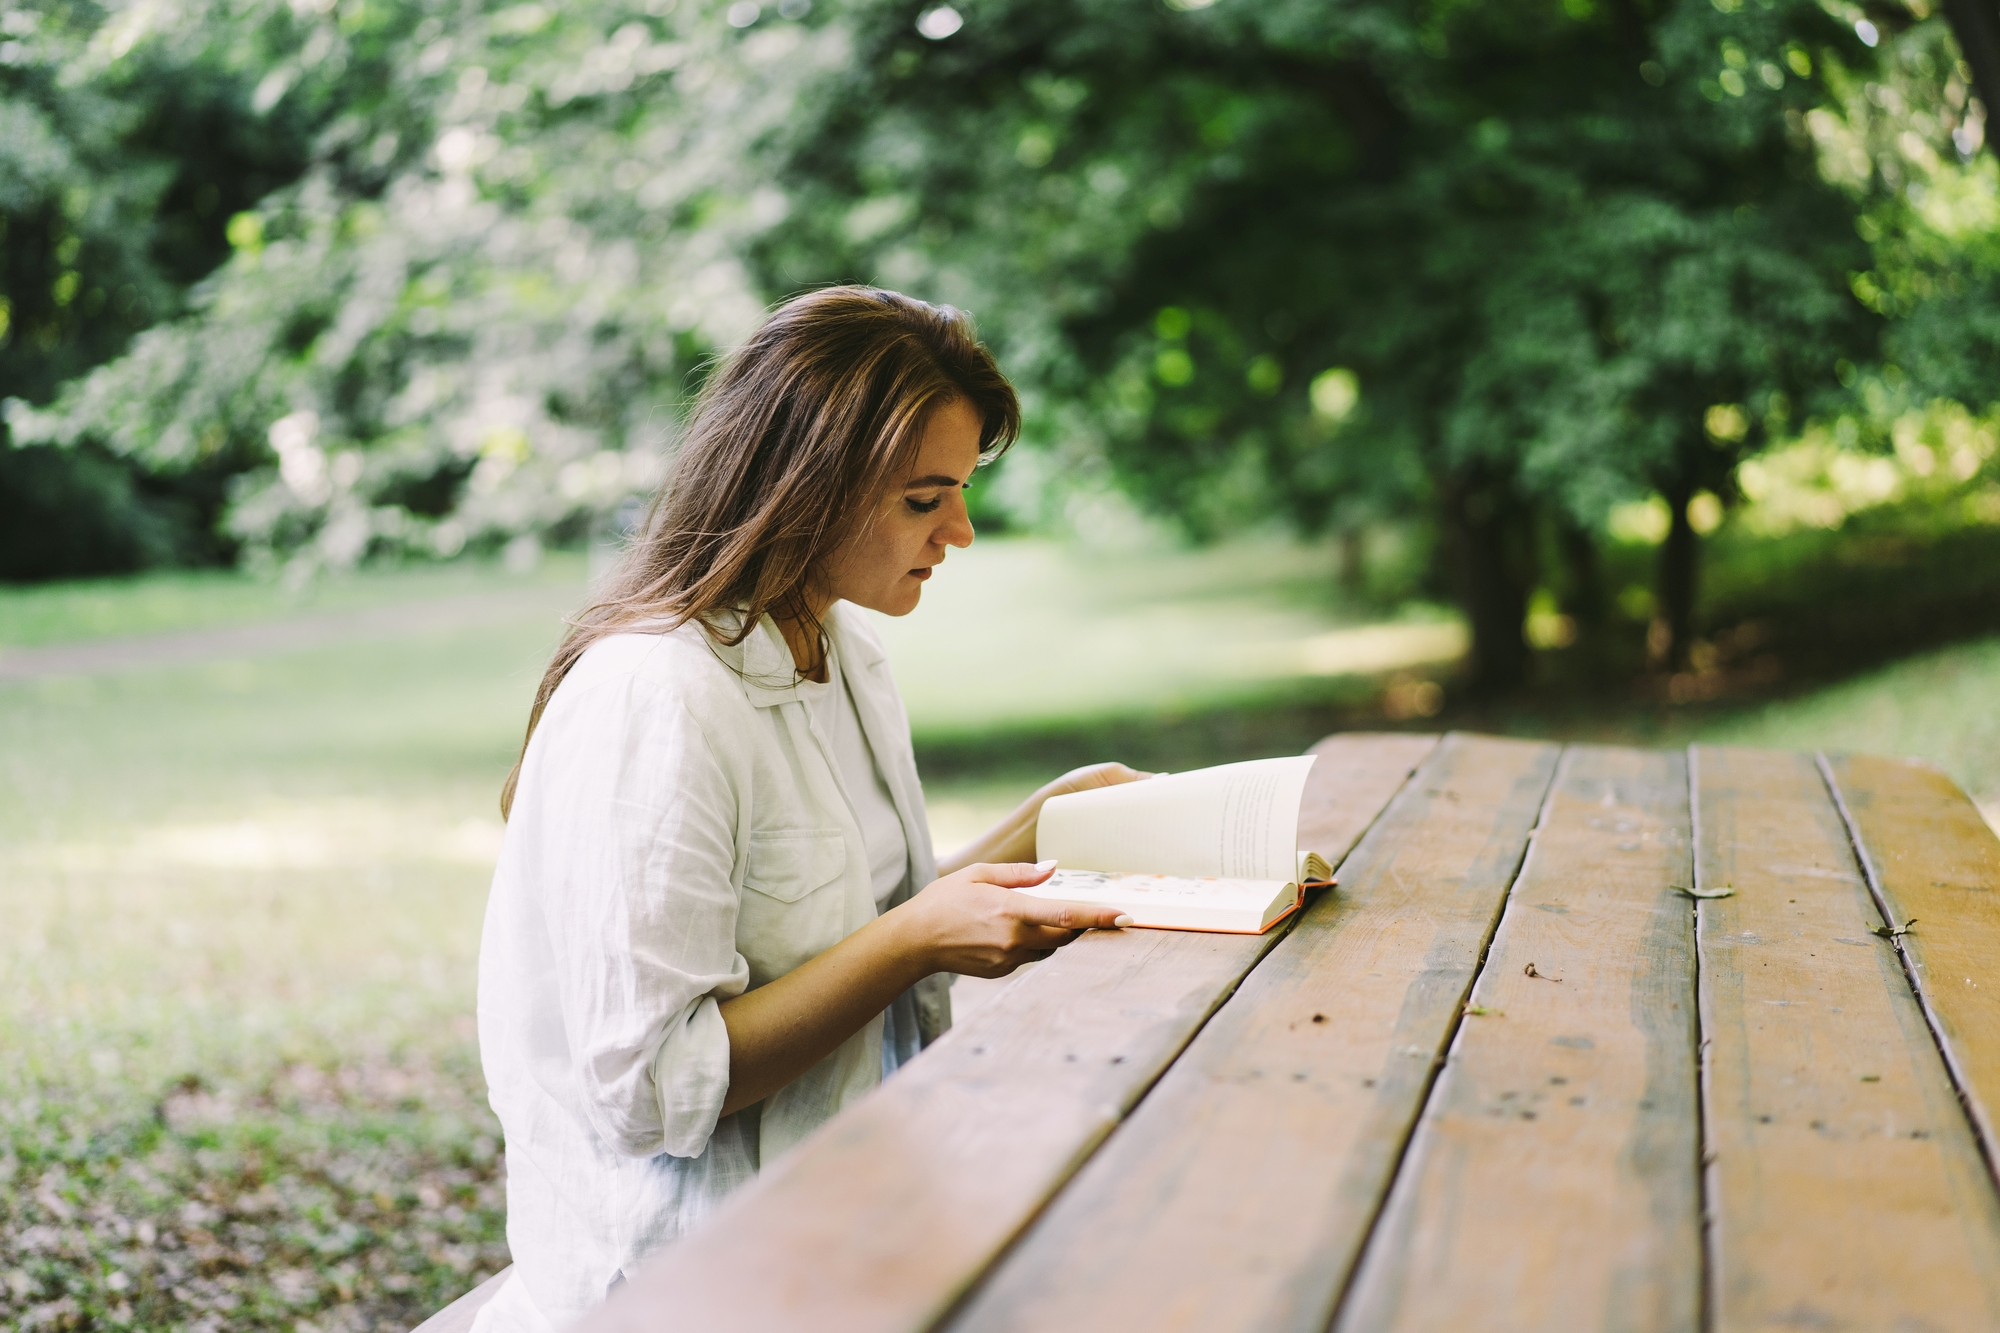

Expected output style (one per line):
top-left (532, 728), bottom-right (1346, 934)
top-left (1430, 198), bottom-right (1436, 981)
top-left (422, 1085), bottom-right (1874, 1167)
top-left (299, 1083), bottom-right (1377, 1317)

top-left (574, 732), bottom-right (1434, 1333)
top-left (1822, 750), bottom-right (2000, 1168)
top-left (945, 732), bottom-right (1561, 1333)
top-left (1693, 745), bottom-right (2000, 1330)
top-left (407, 1267), bottom-right (511, 1333)
top-left (1336, 745), bottom-right (1700, 1333)
top-left (1300, 732), bottom-right (1442, 862)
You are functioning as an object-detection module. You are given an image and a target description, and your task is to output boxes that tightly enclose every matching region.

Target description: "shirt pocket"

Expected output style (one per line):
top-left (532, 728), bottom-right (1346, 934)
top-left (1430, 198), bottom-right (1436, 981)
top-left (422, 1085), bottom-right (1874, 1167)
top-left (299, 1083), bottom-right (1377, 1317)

top-left (742, 828), bottom-right (847, 902)
top-left (738, 828), bottom-right (849, 986)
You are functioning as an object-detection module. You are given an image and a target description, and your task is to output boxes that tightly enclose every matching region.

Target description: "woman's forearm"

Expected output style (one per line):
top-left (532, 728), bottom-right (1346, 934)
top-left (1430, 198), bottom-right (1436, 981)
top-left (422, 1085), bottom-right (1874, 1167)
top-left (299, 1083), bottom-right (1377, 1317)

top-left (714, 910), bottom-right (927, 1116)
top-left (709, 860), bottom-right (1124, 1117)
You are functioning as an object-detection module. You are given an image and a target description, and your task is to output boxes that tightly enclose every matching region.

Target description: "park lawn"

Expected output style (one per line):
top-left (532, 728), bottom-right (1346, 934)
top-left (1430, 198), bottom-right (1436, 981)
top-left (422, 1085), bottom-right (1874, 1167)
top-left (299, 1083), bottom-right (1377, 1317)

top-left (1691, 635), bottom-right (2000, 822)
top-left (863, 532), bottom-right (1461, 738)
top-left (2, 535), bottom-right (1996, 1332)
top-left (0, 619), bottom-right (560, 1333)
top-left (0, 552), bottom-right (589, 653)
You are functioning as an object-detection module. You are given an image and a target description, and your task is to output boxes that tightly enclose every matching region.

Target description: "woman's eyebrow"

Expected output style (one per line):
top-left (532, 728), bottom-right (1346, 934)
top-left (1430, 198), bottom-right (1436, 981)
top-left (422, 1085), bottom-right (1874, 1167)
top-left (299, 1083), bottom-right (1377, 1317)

top-left (902, 473), bottom-right (968, 489)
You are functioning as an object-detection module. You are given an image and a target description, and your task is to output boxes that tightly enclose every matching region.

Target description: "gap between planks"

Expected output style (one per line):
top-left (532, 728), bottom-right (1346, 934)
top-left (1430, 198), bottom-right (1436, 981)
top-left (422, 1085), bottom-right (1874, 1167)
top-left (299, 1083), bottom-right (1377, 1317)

top-left (1691, 745), bottom-right (2000, 1330)
top-left (1322, 744), bottom-right (1567, 1330)
top-left (1689, 745), bottom-right (1717, 1333)
top-left (1333, 745), bottom-right (1701, 1333)
top-left (1819, 751), bottom-right (2000, 1198)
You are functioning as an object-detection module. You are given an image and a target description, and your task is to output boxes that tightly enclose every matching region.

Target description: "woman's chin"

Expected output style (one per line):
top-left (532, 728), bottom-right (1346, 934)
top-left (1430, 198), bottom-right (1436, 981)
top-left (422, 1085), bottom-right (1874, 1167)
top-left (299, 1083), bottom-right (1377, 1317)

top-left (851, 584), bottom-right (924, 617)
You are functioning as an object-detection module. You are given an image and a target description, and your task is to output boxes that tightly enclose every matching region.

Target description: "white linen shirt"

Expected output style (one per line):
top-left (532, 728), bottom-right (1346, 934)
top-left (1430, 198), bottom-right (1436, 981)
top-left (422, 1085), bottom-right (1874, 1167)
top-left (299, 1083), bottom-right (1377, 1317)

top-left (472, 603), bottom-right (949, 1333)
top-left (796, 644), bottom-right (910, 908)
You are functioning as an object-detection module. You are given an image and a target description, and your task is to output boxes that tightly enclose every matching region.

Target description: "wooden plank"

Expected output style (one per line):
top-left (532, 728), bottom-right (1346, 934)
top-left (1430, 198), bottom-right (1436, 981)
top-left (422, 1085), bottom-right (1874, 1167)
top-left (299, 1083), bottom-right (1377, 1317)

top-left (945, 732), bottom-right (1561, 1333)
top-left (1822, 750), bottom-right (2000, 1167)
top-left (1693, 745), bottom-right (2000, 1330)
top-left (576, 732), bottom-right (1437, 1333)
top-left (1300, 732), bottom-right (1443, 859)
top-left (408, 1267), bottom-right (511, 1333)
top-left (1336, 745), bottom-right (1700, 1333)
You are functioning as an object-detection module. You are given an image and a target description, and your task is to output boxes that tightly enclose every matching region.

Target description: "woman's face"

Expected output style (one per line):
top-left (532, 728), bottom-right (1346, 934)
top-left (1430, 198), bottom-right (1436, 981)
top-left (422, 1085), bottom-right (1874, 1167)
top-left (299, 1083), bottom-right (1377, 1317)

top-left (825, 396), bottom-right (983, 617)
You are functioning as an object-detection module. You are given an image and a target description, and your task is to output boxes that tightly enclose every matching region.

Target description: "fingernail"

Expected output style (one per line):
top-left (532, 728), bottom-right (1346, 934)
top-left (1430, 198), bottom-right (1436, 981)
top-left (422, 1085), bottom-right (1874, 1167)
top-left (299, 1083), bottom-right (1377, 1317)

top-left (1034, 859), bottom-right (1058, 873)
top-left (1113, 914), bottom-right (1134, 928)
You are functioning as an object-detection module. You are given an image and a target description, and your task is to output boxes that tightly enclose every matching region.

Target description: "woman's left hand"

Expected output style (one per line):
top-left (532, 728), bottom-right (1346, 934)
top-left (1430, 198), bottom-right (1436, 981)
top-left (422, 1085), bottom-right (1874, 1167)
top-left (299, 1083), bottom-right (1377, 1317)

top-left (938, 761), bottom-right (1153, 873)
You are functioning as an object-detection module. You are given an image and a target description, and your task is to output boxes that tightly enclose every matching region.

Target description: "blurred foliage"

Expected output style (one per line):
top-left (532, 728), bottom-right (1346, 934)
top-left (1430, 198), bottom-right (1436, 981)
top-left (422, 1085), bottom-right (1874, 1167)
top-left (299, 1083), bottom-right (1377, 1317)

top-left (9, 0), bottom-right (800, 580)
top-left (0, 0), bottom-right (416, 576)
top-left (4, 0), bottom-right (2000, 687)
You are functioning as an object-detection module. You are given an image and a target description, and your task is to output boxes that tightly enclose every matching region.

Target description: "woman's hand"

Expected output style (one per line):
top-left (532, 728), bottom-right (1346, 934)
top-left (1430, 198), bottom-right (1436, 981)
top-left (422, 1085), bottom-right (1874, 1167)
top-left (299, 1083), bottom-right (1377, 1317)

top-left (938, 761), bottom-right (1154, 873)
top-left (715, 859), bottom-right (1123, 1113)
top-left (890, 859), bottom-right (1130, 978)
top-left (1041, 761), bottom-right (1155, 803)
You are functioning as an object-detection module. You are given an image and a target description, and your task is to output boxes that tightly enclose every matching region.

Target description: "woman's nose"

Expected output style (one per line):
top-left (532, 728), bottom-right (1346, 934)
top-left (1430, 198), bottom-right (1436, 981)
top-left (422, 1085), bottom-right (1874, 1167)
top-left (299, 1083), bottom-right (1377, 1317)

top-left (941, 501), bottom-right (975, 549)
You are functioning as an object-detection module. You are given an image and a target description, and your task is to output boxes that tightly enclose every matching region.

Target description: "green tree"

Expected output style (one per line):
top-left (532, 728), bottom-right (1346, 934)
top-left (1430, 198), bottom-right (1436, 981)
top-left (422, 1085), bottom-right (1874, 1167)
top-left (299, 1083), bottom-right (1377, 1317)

top-left (755, 0), bottom-right (1882, 689)
top-left (9, 0), bottom-right (820, 578)
top-left (26, 0), bottom-right (1997, 711)
top-left (1842, 8), bottom-right (2000, 412)
top-left (0, 0), bottom-right (390, 577)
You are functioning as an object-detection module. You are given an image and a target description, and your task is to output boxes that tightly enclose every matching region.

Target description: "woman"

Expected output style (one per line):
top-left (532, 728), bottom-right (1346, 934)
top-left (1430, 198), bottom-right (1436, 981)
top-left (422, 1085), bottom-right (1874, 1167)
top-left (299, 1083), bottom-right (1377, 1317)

top-left (472, 287), bottom-right (1143, 1332)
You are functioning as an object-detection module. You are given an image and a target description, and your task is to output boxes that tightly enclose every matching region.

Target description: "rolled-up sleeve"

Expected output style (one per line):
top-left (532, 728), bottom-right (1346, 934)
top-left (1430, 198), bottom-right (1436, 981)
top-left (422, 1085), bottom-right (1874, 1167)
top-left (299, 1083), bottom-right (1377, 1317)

top-left (648, 994), bottom-right (732, 1157)
top-left (523, 669), bottom-right (749, 1159)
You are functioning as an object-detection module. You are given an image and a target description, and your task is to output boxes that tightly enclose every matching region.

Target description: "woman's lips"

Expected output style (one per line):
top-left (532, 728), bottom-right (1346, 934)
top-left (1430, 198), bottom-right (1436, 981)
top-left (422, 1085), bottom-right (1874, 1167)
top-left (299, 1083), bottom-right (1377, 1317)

top-left (910, 567), bottom-right (933, 581)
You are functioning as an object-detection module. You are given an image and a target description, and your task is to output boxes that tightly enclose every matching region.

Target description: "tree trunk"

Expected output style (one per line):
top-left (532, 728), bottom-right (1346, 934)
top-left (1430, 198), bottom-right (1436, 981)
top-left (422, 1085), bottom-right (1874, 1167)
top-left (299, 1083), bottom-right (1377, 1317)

top-left (1944, 0), bottom-right (2000, 154)
top-left (1657, 481), bottom-right (1699, 673)
top-left (1556, 517), bottom-right (1605, 633)
top-left (1338, 527), bottom-right (1366, 597)
top-left (1440, 476), bottom-right (1532, 697)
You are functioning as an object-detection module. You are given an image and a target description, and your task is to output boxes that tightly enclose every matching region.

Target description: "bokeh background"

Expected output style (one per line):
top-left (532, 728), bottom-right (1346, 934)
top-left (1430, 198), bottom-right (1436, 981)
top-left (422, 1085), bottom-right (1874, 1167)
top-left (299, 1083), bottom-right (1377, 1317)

top-left (6, 0), bottom-right (2000, 1327)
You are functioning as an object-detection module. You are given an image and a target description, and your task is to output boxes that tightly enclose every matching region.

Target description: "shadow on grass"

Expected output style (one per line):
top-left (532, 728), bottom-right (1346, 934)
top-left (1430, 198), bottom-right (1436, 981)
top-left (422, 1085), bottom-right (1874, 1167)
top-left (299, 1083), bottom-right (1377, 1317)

top-left (913, 675), bottom-right (1429, 780)
top-left (1585, 511), bottom-right (2000, 692)
top-left (915, 513), bottom-right (2000, 778)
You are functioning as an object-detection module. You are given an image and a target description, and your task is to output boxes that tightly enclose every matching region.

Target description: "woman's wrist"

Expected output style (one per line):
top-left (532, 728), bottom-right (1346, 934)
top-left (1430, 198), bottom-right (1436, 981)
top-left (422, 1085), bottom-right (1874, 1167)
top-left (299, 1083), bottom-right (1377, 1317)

top-left (873, 897), bottom-right (945, 985)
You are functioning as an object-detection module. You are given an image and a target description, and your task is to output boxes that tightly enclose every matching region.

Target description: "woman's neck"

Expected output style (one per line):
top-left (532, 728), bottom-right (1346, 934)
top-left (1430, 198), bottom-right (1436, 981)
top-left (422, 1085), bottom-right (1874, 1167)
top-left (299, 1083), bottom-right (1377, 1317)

top-left (773, 594), bottom-right (834, 684)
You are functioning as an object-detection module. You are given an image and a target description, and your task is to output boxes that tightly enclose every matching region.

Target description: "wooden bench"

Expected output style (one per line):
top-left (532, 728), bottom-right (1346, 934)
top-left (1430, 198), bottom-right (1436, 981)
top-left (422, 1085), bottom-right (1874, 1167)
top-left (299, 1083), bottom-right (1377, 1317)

top-left (420, 732), bottom-right (2000, 1331)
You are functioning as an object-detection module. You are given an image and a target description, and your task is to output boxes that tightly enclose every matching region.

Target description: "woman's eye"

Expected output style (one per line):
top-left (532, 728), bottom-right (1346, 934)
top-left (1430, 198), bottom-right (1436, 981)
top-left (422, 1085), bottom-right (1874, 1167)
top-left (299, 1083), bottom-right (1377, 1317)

top-left (905, 495), bottom-right (944, 515)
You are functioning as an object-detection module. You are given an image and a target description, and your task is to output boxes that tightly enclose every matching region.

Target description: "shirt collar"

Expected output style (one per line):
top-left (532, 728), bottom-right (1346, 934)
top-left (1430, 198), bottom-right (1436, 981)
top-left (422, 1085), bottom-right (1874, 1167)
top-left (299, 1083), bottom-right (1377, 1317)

top-left (713, 603), bottom-right (886, 707)
top-left (825, 602), bottom-right (888, 672)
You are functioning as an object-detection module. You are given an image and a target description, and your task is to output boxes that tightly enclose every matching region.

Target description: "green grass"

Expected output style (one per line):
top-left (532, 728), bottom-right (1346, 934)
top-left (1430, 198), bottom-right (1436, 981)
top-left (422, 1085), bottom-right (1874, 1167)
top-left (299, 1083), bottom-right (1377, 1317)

top-left (0, 552), bottom-right (587, 650)
top-left (3, 534), bottom-right (1997, 1331)
top-left (1582, 498), bottom-right (2000, 687)
top-left (868, 533), bottom-right (1459, 737)
top-left (0, 612), bottom-right (562, 1332)
top-left (1692, 636), bottom-right (2000, 814)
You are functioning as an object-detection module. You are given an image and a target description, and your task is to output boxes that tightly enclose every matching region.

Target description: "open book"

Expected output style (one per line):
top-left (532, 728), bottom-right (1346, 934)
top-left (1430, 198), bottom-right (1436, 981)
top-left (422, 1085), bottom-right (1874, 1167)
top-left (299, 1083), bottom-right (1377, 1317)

top-left (1022, 755), bottom-right (1333, 934)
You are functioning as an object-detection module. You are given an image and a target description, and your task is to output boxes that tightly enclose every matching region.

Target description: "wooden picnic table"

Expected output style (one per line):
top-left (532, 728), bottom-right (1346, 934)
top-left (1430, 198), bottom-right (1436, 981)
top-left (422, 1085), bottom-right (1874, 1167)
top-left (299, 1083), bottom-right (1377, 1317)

top-left (424, 732), bottom-right (2000, 1333)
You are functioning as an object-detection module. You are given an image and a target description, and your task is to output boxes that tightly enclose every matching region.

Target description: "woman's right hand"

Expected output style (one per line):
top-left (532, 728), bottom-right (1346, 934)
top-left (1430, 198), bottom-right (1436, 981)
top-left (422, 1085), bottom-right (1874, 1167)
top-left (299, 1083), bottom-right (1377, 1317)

top-left (890, 860), bottom-right (1129, 978)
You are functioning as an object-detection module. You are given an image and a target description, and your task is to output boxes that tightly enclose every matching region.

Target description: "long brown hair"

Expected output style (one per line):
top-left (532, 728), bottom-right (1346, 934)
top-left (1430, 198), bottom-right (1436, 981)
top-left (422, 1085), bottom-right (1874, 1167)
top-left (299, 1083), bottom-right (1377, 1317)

top-left (501, 286), bottom-right (1019, 817)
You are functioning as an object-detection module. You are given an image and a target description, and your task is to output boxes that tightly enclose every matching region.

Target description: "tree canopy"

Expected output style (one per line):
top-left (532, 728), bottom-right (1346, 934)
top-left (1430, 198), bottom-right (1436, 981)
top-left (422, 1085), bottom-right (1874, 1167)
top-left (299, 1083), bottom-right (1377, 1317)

top-left (757, 0), bottom-right (1890, 683)
top-left (0, 0), bottom-right (421, 575)
top-left (7, 0), bottom-right (2000, 690)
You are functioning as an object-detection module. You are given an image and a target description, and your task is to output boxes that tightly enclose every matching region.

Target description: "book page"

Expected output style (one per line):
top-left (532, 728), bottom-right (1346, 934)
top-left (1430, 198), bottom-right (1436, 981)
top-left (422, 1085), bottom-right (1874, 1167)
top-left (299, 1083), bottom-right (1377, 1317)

top-left (1019, 869), bottom-right (1298, 933)
top-left (1035, 755), bottom-right (1316, 883)
top-left (1032, 871), bottom-right (1285, 909)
